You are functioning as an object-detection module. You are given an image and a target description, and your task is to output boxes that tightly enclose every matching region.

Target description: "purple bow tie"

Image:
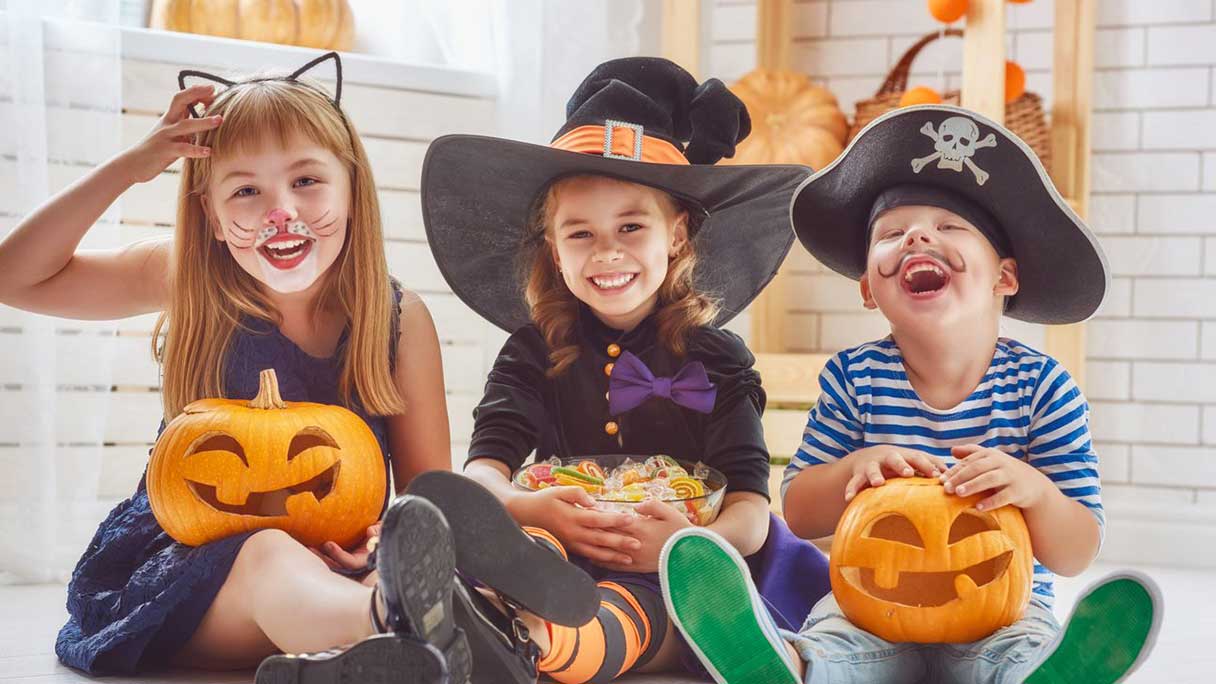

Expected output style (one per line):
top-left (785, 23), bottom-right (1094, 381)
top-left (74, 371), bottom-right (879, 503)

top-left (608, 350), bottom-right (717, 415)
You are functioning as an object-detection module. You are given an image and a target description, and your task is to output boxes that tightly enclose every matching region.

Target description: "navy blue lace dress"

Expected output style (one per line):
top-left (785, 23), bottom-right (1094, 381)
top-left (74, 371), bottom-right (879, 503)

top-left (56, 286), bottom-right (402, 675)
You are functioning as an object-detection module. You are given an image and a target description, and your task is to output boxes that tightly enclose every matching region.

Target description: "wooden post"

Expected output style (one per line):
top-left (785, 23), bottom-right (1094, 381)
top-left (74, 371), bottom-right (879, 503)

top-left (961, 0), bottom-right (1006, 122)
top-left (757, 0), bottom-right (792, 71)
top-left (1046, 0), bottom-right (1097, 390)
top-left (747, 0), bottom-right (795, 353)
top-left (661, 0), bottom-right (702, 78)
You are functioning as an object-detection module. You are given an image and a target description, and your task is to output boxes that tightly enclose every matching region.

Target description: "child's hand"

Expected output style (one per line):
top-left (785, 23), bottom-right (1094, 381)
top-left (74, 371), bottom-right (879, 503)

top-left (117, 85), bottom-right (222, 184)
top-left (510, 486), bottom-right (642, 566)
top-left (941, 445), bottom-right (1052, 511)
top-left (313, 522), bottom-right (382, 572)
top-left (598, 500), bottom-right (692, 574)
top-left (843, 445), bottom-right (948, 501)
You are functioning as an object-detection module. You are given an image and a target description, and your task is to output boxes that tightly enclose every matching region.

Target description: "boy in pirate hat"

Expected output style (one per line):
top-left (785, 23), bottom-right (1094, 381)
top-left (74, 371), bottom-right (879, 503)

top-left (414, 57), bottom-right (832, 683)
top-left (658, 105), bottom-right (1161, 684)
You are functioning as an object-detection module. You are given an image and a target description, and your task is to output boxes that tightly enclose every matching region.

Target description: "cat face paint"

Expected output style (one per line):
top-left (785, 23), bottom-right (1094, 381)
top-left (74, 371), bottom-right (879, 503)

top-left (244, 211), bottom-right (320, 293)
top-left (208, 138), bottom-right (350, 294)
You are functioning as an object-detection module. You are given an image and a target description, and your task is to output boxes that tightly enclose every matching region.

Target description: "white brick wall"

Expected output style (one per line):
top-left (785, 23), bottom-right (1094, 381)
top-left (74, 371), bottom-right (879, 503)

top-left (709, 0), bottom-right (1216, 566)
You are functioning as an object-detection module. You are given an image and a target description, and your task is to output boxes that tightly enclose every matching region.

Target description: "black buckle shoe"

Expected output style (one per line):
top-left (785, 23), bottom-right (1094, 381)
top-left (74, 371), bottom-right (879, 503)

top-left (375, 494), bottom-right (472, 683)
top-left (452, 575), bottom-right (542, 684)
top-left (407, 471), bottom-right (598, 627)
top-left (255, 633), bottom-right (450, 684)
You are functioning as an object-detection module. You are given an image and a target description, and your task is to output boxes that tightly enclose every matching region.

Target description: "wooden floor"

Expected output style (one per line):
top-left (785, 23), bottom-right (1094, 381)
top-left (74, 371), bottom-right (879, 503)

top-left (1, 562), bottom-right (1211, 683)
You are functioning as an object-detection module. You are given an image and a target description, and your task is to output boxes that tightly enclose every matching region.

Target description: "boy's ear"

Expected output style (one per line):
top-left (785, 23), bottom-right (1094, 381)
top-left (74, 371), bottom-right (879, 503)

top-left (859, 272), bottom-right (878, 310)
top-left (994, 257), bottom-right (1019, 297)
top-left (199, 195), bottom-right (224, 242)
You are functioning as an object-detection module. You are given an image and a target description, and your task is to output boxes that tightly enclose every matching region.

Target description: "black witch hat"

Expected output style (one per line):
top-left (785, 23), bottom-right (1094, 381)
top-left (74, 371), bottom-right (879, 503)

top-left (421, 57), bottom-right (811, 333)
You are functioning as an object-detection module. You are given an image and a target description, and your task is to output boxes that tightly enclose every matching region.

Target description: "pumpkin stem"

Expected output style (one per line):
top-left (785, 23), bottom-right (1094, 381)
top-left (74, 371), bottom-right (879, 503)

top-left (250, 369), bottom-right (287, 410)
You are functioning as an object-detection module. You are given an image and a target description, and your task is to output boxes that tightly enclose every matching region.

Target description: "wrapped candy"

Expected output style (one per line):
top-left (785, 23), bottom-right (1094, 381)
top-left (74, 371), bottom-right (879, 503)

top-left (514, 456), bottom-right (724, 525)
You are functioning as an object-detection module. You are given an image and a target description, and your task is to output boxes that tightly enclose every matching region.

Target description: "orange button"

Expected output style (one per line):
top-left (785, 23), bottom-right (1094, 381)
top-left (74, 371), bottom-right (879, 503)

top-left (604, 421), bottom-right (619, 436)
top-left (604, 362), bottom-right (615, 377)
top-left (607, 343), bottom-right (622, 358)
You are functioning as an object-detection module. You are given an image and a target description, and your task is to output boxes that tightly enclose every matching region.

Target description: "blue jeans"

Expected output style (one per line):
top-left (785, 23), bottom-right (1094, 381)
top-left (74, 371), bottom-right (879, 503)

top-left (779, 594), bottom-right (1060, 684)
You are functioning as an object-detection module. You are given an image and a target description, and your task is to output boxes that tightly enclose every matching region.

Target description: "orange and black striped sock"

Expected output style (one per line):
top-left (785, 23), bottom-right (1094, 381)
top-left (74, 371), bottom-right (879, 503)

top-left (537, 580), bottom-right (668, 684)
top-left (520, 527), bottom-right (668, 683)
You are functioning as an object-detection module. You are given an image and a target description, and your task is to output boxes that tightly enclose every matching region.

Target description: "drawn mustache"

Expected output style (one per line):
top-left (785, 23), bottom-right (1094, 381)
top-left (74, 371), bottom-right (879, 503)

top-left (876, 248), bottom-right (966, 279)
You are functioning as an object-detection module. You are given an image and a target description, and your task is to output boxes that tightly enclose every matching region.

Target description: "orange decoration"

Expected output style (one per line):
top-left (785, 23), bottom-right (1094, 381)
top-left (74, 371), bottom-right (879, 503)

top-left (724, 69), bottom-right (850, 170)
top-left (149, 0), bottom-right (357, 51)
top-left (1004, 61), bottom-right (1026, 103)
top-left (147, 369), bottom-right (385, 548)
top-left (829, 478), bottom-right (1033, 643)
top-left (898, 86), bottom-right (944, 107)
top-left (928, 0), bottom-right (968, 24)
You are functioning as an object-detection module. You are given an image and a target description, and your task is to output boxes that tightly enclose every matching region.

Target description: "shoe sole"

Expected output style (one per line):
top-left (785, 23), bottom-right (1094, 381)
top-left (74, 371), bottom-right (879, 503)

top-left (661, 528), bottom-right (799, 684)
top-left (1024, 570), bottom-right (1162, 684)
top-left (378, 495), bottom-right (468, 672)
top-left (407, 471), bottom-right (599, 626)
top-left (255, 633), bottom-right (465, 684)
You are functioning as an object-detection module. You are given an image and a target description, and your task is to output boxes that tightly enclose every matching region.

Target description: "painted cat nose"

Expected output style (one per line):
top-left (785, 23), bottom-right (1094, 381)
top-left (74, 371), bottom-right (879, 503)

top-left (266, 208), bottom-right (292, 228)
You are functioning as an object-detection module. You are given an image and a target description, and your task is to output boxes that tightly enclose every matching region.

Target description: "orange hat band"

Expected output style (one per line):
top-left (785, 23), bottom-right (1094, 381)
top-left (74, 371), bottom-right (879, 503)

top-left (550, 121), bottom-right (688, 165)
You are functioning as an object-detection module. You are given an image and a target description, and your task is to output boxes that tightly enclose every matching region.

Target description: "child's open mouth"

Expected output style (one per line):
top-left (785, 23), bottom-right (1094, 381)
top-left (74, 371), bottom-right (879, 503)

top-left (589, 272), bottom-right (638, 293)
top-left (258, 235), bottom-right (315, 270)
top-left (899, 257), bottom-right (951, 298)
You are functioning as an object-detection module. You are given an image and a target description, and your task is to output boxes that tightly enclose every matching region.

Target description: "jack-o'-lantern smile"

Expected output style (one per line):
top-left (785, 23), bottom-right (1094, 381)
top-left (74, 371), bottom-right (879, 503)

top-left (186, 461), bottom-right (340, 517)
top-left (838, 549), bottom-right (1014, 607)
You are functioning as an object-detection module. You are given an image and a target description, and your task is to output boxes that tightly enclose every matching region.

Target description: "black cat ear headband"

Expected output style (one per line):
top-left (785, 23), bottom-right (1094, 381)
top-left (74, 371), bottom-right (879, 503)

top-left (176, 51), bottom-right (343, 118)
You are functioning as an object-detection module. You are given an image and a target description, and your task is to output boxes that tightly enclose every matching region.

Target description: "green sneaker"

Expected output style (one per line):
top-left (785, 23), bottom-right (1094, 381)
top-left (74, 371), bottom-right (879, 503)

top-left (660, 528), bottom-right (801, 684)
top-left (1023, 571), bottom-right (1161, 684)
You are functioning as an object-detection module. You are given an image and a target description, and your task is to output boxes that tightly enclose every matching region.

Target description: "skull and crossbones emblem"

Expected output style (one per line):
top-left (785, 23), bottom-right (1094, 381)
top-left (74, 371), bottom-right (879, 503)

top-left (910, 116), bottom-right (997, 185)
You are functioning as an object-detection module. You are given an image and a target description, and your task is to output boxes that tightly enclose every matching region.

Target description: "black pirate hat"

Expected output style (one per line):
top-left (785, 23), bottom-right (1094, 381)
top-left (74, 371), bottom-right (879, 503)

top-left (791, 104), bottom-right (1109, 325)
top-left (421, 57), bottom-right (810, 333)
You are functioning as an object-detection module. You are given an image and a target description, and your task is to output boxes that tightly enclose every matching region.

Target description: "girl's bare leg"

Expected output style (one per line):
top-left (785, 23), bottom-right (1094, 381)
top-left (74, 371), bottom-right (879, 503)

top-left (173, 529), bottom-right (376, 669)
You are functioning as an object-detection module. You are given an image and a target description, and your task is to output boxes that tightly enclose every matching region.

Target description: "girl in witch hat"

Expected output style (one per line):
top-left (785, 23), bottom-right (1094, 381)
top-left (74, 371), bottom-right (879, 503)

top-left (0, 51), bottom-right (598, 683)
top-left (415, 56), bottom-right (832, 683)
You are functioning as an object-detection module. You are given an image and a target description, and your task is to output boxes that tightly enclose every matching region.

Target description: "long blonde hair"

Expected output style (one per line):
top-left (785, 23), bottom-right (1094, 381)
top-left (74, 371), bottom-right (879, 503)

top-left (524, 176), bottom-right (720, 376)
top-left (154, 77), bottom-right (403, 419)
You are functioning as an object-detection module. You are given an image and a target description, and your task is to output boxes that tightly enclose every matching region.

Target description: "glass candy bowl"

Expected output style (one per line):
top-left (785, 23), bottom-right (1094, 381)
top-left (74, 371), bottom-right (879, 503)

top-left (511, 454), bottom-right (727, 526)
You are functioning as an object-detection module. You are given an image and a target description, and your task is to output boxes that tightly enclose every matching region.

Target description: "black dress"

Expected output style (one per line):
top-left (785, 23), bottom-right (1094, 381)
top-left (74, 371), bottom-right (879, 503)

top-left (470, 306), bottom-right (771, 500)
top-left (468, 306), bottom-right (830, 646)
top-left (55, 285), bottom-right (403, 674)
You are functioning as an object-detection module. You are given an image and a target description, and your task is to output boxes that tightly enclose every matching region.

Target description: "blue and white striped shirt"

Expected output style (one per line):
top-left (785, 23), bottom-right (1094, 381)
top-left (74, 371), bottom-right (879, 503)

top-left (782, 337), bottom-right (1104, 608)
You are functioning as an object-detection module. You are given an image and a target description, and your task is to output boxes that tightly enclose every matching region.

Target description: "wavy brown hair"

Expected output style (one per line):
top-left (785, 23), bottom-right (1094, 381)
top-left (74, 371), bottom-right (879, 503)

top-left (523, 175), bottom-right (720, 377)
top-left (153, 77), bottom-right (402, 419)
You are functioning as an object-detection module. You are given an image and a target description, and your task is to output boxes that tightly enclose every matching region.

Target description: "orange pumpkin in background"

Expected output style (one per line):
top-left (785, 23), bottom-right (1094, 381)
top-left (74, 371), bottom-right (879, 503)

top-left (725, 69), bottom-right (850, 171)
top-left (1004, 60), bottom-right (1027, 103)
top-left (147, 369), bottom-right (385, 548)
top-left (829, 477), bottom-right (1033, 643)
top-left (928, 0), bottom-right (969, 24)
top-left (150, 0), bottom-right (356, 52)
top-left (899, 85), bottom-right (944, 107)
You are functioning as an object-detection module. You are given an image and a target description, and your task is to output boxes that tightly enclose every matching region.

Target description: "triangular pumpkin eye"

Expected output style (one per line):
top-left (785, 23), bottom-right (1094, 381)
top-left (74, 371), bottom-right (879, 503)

top-left (286, 427), bottom-right (340, 461)
top-left (948, 511), bottom-right (1000, 543)
top-left (866, 514), bottom-right (924, 548)
top-left (187, 432), bottom-right (247, 466)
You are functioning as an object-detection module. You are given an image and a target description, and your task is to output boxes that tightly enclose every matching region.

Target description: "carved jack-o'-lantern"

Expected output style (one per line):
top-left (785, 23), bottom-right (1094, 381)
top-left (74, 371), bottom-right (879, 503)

top-left (829, 477), bottom-right (1033, 643)
top-left (147, 369), bottom-right (385, 548)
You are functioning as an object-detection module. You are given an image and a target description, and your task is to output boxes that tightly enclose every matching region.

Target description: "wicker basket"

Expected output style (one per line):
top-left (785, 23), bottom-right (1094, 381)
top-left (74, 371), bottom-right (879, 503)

top-left (850, 28), bottom-right (1051, 172)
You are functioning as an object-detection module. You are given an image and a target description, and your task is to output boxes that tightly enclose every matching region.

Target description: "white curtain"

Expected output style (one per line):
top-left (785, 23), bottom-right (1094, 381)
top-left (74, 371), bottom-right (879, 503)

top-left (0, 0), bottom-right (122, 583)
top-left (358, 0), bottom-right (646, 144)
